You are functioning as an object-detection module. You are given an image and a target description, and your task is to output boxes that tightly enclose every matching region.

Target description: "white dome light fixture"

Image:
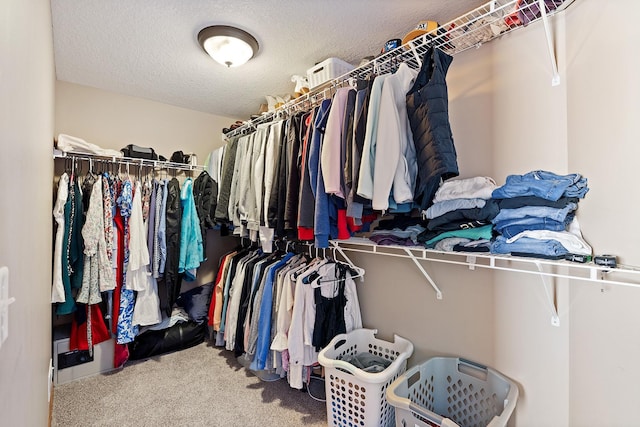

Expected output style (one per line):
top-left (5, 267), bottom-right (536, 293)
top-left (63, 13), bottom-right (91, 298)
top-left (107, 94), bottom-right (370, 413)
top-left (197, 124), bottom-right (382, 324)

top-left (198, 25), bottom-right (259, 68)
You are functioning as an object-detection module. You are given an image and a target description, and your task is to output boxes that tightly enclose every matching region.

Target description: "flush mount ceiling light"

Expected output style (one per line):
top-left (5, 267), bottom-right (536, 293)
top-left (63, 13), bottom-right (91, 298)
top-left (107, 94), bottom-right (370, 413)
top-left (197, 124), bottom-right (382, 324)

top-left (198, 25), bottom-right (259, 68)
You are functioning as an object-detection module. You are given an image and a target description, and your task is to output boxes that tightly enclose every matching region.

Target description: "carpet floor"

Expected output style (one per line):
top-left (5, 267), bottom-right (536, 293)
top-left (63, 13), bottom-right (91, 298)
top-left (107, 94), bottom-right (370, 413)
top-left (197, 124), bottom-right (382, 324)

top-left (52, 341), bottom-right (328, 426)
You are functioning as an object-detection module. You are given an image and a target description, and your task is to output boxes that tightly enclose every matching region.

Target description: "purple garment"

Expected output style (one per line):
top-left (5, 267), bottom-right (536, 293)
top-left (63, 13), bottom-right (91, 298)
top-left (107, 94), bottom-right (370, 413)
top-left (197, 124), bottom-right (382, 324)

top-left (369, 235), bottom-right (417, 247)
top-left (518, 0), bottom-right (565, 25)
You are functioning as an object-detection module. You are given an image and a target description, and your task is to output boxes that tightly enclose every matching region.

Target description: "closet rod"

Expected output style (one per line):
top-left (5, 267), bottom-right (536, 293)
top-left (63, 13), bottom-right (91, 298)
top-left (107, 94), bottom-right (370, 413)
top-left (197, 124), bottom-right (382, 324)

top-left (53, 149), bottom-right (205, 172)
top-left (224, 0), bottom-right (577, 139)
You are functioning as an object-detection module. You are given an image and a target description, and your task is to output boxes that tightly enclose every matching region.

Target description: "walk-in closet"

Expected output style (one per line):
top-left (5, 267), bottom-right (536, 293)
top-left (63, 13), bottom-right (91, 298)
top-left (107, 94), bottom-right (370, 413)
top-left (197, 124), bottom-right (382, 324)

top-left (3, 0), bottom-right (640, 426)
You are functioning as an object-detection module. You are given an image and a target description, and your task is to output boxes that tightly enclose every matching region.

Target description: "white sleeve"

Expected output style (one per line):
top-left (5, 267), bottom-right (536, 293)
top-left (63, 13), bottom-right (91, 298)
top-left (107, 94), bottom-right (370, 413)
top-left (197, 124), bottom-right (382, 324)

top-left (372, 76), bottom-right (401, 211)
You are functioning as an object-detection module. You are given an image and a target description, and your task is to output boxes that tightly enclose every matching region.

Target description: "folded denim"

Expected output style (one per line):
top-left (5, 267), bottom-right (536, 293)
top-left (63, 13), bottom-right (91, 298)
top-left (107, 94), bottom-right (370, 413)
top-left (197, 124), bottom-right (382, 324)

top-left (506, 229), bottom-right (591, 255)
top-left (432, 176), bottom-right (497, 203)
top-left (496, 196), bottom-right (579, 210)
top-left (492, 170), bottom-right (588, 201)
top-left (495, 215), bottom-right (573, 239)
top-left (494, 213), bottom-right (574, 230)
top-left (492, 202), bottom-right (577, 224)
top-left (425, 198), bottom-right (487, 219)
top-left (491, 235), bottom-right (569, 256)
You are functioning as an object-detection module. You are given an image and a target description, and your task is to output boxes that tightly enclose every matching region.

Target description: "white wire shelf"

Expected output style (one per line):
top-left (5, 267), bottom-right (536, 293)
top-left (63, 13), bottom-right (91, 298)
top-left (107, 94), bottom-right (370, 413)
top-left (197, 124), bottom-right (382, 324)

top-left (225, 0), bottom-right (576, 138)
top-left (53, 149), bottom-right (205, 172)
top-left (330, 237), bottom-right (640, 289)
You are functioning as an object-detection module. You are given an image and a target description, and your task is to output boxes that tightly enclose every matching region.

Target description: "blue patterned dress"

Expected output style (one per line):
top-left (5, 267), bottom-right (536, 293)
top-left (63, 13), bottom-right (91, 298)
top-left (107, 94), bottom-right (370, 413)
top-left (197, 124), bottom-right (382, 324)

top-left (116, 179), bottom-right (139, 344)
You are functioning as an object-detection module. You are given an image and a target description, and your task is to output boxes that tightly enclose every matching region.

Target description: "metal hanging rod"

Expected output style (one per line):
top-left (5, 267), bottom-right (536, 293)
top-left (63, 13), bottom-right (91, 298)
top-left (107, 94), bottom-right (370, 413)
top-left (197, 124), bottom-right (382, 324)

top-left (224, 0), bottom-right (576, 139)
top-left (53, 149), bottom-right (204, 172)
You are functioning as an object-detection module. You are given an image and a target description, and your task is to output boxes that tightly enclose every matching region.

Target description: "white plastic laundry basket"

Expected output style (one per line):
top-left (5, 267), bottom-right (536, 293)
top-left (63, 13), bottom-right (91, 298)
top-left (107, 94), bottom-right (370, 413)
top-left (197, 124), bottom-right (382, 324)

top-left (386, 357), bottom-right (519, 427)
top-left (318, 328), bottom-right (414, 427)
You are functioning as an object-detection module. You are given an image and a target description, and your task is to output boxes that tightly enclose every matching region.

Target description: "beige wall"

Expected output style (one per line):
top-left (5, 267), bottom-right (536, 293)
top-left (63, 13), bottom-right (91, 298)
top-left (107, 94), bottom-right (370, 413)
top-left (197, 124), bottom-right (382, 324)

top-left (566, 0), bottom-right (640, 425)
top-left (0, 0), bottom-right (55, 425)
top-left (29, 1), bottom-right (640, 425)
top-left (353, 3), bottom-right (640, 426)
top-left (55, 80), bottom-right (239, 164)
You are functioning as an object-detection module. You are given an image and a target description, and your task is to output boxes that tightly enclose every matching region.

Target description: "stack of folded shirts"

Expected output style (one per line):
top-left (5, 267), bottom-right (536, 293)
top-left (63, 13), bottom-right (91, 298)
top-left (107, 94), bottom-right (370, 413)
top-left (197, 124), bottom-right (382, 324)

top-left (417, 176), bottom-right (499, 251)
top-left (368, 215), bottom-right (425, 247)
top-left (489, 170), bottom-right (591, 259)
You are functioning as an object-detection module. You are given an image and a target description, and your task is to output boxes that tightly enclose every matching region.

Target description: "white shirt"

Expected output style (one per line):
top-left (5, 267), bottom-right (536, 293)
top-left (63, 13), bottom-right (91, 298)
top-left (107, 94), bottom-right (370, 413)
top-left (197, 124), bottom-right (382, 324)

top-left (260, 120), bottom-right (285, 252)
top-left (321, 87), bottom-right (354, 198)
top-left (287, 259), bottom-right (327, 389)
top-left (357, 74), bottom-right (390, 200)
top-left (51, 173), bottom-right (69, 303)
top-left (372, 63), bottom-right (419, 211)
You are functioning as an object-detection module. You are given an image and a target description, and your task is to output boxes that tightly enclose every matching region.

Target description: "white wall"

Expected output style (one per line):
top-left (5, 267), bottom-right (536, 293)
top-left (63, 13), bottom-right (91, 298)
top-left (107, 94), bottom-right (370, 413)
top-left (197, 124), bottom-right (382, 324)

top-left (55, 80), bottom-right (239, 163)
top-left (0, 0), bottom-right (55, 425)
top-left (357, 3), bottom-right (640, 426)
top-left (489, 16), bottom-right (571, 427)
top-left (566, 1), bottom-right (640, 425)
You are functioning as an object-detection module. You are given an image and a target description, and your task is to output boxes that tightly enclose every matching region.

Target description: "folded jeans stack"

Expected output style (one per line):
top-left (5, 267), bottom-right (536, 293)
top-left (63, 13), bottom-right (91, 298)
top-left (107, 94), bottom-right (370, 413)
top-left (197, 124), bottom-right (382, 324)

top-left (490, 170), bottom-right (591, 259)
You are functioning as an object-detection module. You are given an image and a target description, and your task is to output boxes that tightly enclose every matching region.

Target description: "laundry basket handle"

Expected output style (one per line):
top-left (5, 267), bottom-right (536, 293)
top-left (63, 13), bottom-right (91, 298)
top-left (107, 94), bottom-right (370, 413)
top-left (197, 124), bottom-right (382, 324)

top-left (457, 358), bottom-right (489, 381)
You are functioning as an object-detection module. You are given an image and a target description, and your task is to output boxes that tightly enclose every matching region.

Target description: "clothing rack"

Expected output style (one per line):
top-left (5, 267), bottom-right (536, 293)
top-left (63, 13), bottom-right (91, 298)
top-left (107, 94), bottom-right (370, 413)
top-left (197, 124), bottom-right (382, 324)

top-left (53, 149), bottom-right (205, 173)
top-left (224, 0), bottom-right (576, 139)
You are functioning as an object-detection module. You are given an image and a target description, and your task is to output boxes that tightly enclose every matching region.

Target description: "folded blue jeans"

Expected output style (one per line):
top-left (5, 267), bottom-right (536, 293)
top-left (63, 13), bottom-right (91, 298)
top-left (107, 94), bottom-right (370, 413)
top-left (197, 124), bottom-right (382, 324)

top-left (490, 235), bottom-right (569, 256)
top-left (492, 170), bottom-right (588, 201)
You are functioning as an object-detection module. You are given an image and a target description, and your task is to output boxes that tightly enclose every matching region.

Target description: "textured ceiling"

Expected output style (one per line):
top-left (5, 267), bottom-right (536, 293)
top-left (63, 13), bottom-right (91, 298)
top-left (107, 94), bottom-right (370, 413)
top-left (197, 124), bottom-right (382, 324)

top-left (51, 0), bottom-right (487, 120)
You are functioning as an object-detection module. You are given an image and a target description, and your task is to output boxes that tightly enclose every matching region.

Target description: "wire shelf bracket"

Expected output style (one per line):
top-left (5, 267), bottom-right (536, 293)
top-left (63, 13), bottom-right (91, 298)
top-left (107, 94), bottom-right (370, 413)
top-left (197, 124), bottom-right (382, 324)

top-left (535, 262), bottom-right (561, 326)
top-left (539, 0), bottom-right (561, 86)
top-left (403, 248), bottom-right (444, 300)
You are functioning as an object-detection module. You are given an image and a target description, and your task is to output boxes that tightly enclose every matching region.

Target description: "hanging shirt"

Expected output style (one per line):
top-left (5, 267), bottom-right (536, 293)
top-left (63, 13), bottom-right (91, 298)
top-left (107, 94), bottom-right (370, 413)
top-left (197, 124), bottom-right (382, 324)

top-left (179, 178), bottom-right (204, 281)
top-left (322, 87), bottom-right (354, 199)
top-left (126, 180), bottom-right (151, 292)
top-left (117, 178), bottom-right (140, 344)
top-left (373, 63), bottom-right (419, 211)
top-left (78, 178), bottom-right (114, 304)
top-left (251, 252), bottom-right (295, 371)
top-left (260, 120), bottom-right (285, 252)
top-left (52, 173), bottom-right (69, 304)
top-left (357, 73), bottom-right (390, 200)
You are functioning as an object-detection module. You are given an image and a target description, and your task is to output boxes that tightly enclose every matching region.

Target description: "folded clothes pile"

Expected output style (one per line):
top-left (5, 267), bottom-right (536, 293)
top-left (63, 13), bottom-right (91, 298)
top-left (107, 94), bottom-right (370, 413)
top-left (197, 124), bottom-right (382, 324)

top-left (417, 176), bottom-right (498, 251)
top-left (368, 215), bottom-right (425, 247)
top-left (489, 170), bottom-right (591, 259)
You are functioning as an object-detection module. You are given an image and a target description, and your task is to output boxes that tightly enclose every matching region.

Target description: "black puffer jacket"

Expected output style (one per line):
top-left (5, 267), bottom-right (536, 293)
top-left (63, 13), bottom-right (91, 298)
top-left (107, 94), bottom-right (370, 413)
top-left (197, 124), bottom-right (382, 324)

top-left (193, 170), bottom-right (217, 255)
top-left (406, 47), bottom-right (459, 211)
top-left (214, 136), bottom-right (239, 223)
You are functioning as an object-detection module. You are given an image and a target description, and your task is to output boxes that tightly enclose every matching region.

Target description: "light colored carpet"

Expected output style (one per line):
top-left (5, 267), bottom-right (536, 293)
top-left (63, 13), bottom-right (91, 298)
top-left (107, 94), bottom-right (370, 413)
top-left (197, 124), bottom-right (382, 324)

top-left (52, 341), bottom-right (328, 426)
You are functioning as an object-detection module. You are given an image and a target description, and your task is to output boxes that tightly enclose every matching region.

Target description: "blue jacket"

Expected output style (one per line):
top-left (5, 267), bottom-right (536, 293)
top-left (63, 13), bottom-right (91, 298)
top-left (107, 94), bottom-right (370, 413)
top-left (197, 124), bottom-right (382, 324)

top-left (179, 178), bottom-right (204, 280)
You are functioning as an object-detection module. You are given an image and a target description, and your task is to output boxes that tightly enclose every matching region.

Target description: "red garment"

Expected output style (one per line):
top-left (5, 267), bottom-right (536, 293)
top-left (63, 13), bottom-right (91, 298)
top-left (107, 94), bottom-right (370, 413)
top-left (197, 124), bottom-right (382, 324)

top-left (297, 113), bottom-right (315, 241)
top-left (207, 254), bottom-right (228, 327)
top-left (69, 304), bottom-right (111, 351)
top-left (112, 209), bottom-right (125, 335)
top-left (113, 343), bottom-right (129, 369)
top-left (337, 209), bottom-right (351, 240)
